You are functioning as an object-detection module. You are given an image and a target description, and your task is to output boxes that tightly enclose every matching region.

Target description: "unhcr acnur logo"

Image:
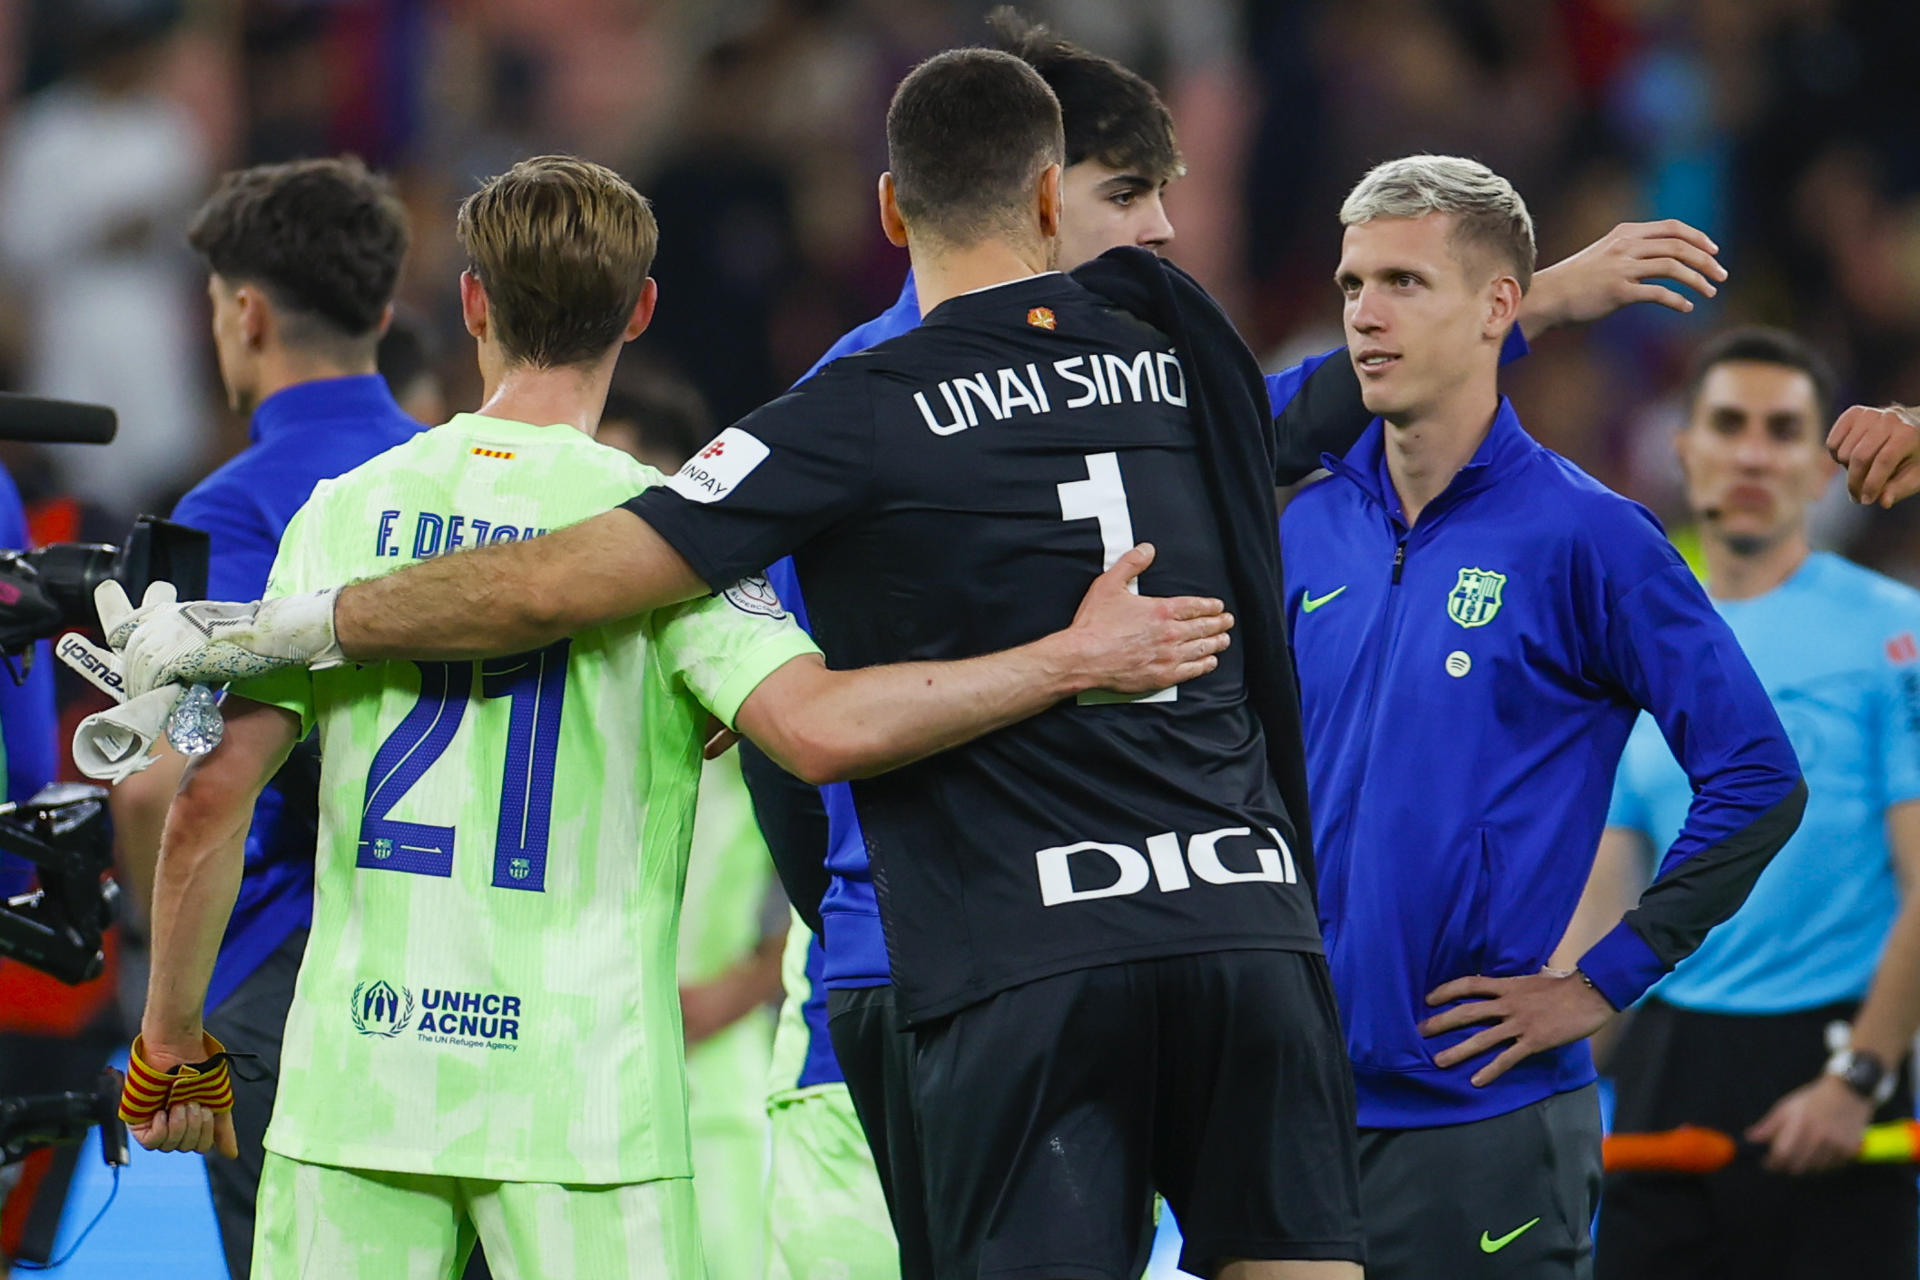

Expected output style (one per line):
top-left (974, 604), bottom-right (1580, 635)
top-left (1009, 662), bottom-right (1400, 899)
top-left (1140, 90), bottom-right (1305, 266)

top-left (350, 980), bottom-right (414, 1037)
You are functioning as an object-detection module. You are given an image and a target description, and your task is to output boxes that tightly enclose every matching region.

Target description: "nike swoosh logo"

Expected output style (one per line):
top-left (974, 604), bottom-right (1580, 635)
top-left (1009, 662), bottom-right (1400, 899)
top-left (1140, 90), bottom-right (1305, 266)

top-left (1480, 1218), bottom-right (1541, 1253)
top-left (1301, 586), bottom-right (1348, 613)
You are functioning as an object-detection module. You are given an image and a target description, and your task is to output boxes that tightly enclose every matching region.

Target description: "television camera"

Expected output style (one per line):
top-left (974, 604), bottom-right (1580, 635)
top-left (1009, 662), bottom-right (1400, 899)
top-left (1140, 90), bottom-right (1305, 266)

top-left (0, 394), bottom-right (210, 1177)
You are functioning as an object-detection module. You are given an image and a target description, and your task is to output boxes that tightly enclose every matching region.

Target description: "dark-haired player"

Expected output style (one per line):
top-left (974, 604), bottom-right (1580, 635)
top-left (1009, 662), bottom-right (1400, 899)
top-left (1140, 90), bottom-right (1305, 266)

top-left (762, 10), bottom-right (1731, 1277)
top-left (110, 155), bottom-right (420, 1279)
top-left (1579, 328), bottom-right (1920, 1280)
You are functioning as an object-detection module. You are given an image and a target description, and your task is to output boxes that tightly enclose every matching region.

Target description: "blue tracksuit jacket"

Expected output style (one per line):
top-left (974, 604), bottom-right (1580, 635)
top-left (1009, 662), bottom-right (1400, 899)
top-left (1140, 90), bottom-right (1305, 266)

top-left (1282, 399), bottom-right (1806, 1128)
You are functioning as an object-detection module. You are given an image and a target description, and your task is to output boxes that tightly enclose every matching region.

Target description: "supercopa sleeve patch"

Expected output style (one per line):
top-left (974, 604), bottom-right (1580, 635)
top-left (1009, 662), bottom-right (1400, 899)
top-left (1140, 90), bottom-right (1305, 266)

top-left (723, 576), bottom-right (788, 619)
top-left (667, 427), bottom-right (770, 503)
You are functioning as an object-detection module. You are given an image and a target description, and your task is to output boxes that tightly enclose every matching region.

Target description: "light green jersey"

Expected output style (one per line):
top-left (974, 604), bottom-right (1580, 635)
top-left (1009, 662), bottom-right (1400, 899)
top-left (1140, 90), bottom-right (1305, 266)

top-left (678, 748), bottom-right (774, 986)
top-left (766, 909), bottom-right (818, 1105)
top-left (240, 413), bottom-right (819, 1184)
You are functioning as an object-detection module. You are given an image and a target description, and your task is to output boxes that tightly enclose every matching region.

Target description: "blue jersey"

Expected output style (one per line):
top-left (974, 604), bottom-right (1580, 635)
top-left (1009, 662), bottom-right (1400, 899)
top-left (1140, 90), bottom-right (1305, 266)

top-left (1609, 552), bottom-right (1920, 1013)
top-left (172, 375), bottom-right (422, 1009)
top-left (1282, 402), bottom-right (1803, 1128)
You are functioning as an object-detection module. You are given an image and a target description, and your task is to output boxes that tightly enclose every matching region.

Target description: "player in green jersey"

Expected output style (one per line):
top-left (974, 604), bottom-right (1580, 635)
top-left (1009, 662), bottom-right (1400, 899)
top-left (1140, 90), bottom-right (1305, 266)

top-left (681, 751), bottom-right (786, 1278)
top-left (98, 156), bottom-right (1233, 1280)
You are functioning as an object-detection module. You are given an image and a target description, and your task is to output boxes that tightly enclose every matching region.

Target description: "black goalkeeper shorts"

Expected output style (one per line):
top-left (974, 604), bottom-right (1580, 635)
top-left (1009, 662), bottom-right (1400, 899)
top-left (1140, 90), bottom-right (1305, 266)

top-left (910, 948), bottom-right (1363, 1280)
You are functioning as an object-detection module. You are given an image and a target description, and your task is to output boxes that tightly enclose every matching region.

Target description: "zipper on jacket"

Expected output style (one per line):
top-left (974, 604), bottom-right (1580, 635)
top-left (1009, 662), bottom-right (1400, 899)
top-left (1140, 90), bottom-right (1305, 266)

top-left (1327, 525), bottom-right (1411, 947)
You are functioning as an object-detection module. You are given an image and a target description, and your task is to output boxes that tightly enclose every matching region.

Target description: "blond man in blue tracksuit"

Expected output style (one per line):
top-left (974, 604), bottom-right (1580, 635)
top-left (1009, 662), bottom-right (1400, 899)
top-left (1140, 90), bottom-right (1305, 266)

top-left (1281, 156), bottom-right (1807, 1280)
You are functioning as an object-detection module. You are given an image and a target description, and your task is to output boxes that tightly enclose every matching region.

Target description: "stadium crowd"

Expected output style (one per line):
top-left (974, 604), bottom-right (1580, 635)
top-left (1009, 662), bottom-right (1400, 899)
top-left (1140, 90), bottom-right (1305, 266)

top-left (0, 1), bottom-right (1917, 551)
top-left (2, 1), bottom-right (1920, 1279)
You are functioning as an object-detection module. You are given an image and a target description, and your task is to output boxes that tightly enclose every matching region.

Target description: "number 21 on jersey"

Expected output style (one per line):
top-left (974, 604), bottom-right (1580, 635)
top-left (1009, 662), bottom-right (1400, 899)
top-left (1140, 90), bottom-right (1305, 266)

top-left (1058, 451), bottom-right (1176, 705)
top-left (356, 640), bottom-right (570, 892)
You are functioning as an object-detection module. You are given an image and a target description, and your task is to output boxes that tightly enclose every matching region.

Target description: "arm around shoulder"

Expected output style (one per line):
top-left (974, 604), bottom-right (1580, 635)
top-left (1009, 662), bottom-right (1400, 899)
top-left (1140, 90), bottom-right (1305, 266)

top-left (331, 507), bottom-right (712, 661)
top-left (732, 544), bottom-right (1232, 785)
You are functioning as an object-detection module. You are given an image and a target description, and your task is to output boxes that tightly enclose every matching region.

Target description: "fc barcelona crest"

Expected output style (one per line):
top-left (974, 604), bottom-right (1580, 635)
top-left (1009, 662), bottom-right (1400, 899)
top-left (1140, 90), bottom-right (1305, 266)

top-left (1447, 567), bottom-right (1506, 628)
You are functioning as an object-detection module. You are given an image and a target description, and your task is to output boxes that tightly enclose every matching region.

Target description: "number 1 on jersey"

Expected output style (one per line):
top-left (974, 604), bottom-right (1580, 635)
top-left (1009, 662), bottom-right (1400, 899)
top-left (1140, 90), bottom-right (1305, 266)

top-left (1058, 451), bottom-right (1176, 705)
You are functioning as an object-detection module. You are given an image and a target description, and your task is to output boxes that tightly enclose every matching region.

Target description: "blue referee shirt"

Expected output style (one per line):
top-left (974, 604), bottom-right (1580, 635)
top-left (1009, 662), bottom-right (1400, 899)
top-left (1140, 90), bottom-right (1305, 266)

top-left (1609, 552), bottom-right (1920, 1013)
top-left (172, 374), bottom-right (422, 1010)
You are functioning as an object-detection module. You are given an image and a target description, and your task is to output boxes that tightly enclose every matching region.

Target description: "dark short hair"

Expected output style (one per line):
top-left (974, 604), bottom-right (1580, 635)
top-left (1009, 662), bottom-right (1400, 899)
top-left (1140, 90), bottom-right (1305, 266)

top-left (886, 48), bottom-right (1066, 247)
top-left (986, 7), bottom-right (1183, 184)
top-left (1685, 326), bottom-right (1835, 421)
top-left (601, 371), bottom-right (713, 472)
top-left (457, 155), bottom-right (658, 369)
top-left (188, 157), bottom-right (409, 343)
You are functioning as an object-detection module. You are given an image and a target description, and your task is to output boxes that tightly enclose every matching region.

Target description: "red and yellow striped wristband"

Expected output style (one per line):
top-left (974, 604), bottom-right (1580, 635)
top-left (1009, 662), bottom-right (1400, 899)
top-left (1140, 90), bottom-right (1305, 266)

top-left (119, 1032), bottom-right (240, 1125)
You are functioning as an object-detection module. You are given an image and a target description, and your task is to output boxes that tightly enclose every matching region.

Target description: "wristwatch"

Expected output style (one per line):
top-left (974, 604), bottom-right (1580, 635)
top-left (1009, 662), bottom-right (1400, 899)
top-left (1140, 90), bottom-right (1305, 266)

top-left (1824, 1020), bottom-right (1897, 1107)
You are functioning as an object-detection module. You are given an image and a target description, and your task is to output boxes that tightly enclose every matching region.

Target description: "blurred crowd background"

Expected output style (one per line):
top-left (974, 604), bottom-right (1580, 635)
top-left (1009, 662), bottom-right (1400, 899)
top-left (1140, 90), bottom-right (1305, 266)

top-left (0, 0), bottom-right (1917, 1271)
top-left (1, 0), bottom-right (1919, 569)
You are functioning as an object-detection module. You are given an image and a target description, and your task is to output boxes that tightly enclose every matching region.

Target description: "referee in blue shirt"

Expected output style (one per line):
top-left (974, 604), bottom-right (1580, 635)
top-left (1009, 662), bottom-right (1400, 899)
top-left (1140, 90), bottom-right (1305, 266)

top-left (1583, 328), bottom-right (1920, 1279)
top-left (1283, 157), bottom-right (1804, 1280)
top-left (110, 158), bottom-right (420, 1279)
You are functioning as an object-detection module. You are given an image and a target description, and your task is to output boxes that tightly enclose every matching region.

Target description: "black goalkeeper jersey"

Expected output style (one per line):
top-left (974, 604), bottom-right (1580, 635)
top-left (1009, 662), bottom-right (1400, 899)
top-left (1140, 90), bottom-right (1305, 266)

top-left (625, 271), bottom-right (1324, 1022)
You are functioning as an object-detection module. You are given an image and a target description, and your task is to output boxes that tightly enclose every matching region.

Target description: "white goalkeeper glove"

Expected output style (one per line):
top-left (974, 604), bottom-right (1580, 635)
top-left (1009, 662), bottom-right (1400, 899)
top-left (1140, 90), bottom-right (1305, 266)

top-left (56, 623), bottom-right (185, 782)
top-left (97, 580), bottom-right (346, 700)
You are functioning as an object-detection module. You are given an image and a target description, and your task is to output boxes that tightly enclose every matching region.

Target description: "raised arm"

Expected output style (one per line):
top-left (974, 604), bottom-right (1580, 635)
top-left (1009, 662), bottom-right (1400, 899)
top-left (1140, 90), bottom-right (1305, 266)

top-left (734, 544), bottom-right (1230, 785)
top-left (1827, 404), bottom-right (1920, 507)
top-left (1519, 219), bottom-right (1725, 332)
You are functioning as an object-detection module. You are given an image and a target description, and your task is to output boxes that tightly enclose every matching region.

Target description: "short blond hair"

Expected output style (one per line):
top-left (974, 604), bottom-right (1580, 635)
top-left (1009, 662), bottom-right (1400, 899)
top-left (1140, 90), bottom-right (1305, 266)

top-left (457, 156), bottom-right (658, 368)
top-left (1340, 155), bottom-right (1535, 290)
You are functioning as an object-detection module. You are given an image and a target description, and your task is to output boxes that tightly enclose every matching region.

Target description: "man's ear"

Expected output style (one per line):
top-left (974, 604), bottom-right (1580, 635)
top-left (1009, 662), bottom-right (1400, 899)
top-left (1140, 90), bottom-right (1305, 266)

top-left (459, 270), bottom-right (488, 341)
top-left (237, 285), bottom-right (270, 350)
top-left (624, 277), bottom-right (659, 341)
top-left (1485, 274), bottom-right (1523, 341)
top-left (1037, 162), bottom-right (1062, 241)
top-left (878, 173), bottom-right (909, 249)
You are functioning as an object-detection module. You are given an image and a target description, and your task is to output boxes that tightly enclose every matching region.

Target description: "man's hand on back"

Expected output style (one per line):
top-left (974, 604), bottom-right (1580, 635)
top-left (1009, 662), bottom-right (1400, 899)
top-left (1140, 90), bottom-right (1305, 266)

top-left (1827, 404), bottom-right (1920, 507)
top-left (1521, 220), bottom-right (1725, 333)
top-left (1051, 543), bottom-right (1232, 695)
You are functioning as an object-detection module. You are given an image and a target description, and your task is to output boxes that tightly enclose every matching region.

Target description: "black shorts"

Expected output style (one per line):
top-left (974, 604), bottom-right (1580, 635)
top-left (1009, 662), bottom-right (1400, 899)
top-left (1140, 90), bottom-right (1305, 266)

top-left (1598, 997), bottom-right (1917, 1280)
top-left (910, 948), bottom-right (1362, 1280)
top-left (827, 984), bottom-right (936, 1280)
